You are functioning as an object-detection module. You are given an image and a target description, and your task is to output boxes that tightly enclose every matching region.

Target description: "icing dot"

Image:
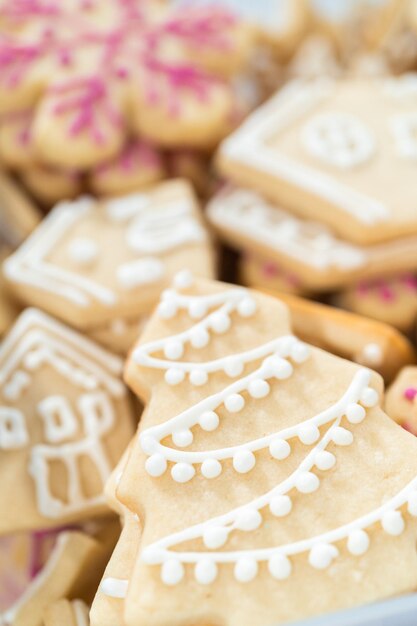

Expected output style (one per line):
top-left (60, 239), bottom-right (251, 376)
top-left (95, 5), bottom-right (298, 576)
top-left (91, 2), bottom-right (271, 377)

top-left (67, 237), bottom-right (98, 266)
top-left (189, 370), bottom-right (208, 386)
top-left (210, 311), bottom-right (231, 334)
top-left (269, 357), bottom-right (293, 380)
top-left (360, 387), bottom-right (379, 407)
top-left (164, 340), bottom-right (184, 360)
top-left (172, 429), bottom-right (193, 448)
top-left (233, 450), bottom-right (256, 474)
top-left (223, 358), bottom-right (244, 378)
top-left (298, 424), bottom-right (320, 445)
top-left (140, 435), bottom-right (158, 455)
top-left (171, 463), bottom-right (195, 483)
top-left (408, 492), bottom-right (417, 516)
top-left (225, 394), bottom-right (245, 413)
top-left (361, 343), bottom-right (383, 366)
top-left (173, 270), bottom-right (194, 290)
top-left (269, 495), bottom-right (292, 517)
top-left (158, 300), bottom-right (177, 319)
top-left (145, 454), bottom-right (167, 477)
top-left (269, 438), bottom-right (291, 460)
top-left (382, 511), bottom-right (404, 536)
top-left (237, 296), bottom-right (257, 317)
top-left (295, 472), bottom-right (320, 494)
top-left (198, 411), bottom-right (219, 432)
top-left (188, 300), bottom-right (207, 319)
top-left (161, 559), bottom-right (184, 586)
top-left (314, 450), bottom-right (336, 471)
top-left (331, 427), bottom-right (353, 446)
top-left (309, 544), bottom-right (338, 570)
top-left (345, 403), bottom-right (366, 424)
top-left (234, 558), bottom-right (258, 583)
top-left (190, 328), bottom-right (210, 349)
top-left (201, 459), bottom-right (222, 479)
top-left (268, 554), bottom-right (292, 580)
top-left (404, 387), bottom-right (417, 402)
top-left (235, 509), bottom-right (262, 531)
top-left (195, 559), bottom-right (218, 585)
top-left (203, 526), bottom-right (228, 549)
top-left (165, 369), bottom-right (185, 385)
top-left (248, 379), bottom-right (270, 399)
top-left (347, 529), bottom-right (369, 555)
top-left (290, 342), bottom-right (311, 363)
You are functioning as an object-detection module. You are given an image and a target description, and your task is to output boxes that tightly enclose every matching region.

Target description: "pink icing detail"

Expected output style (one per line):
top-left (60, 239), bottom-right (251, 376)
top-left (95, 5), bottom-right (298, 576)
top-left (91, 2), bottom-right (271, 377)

top-left (404, 387), bottom-right (417, 402)
top-left (402, 274), bottom-right (417, 292)
top-left (379, 285), bottom-right (395, 302)
top-left (0, 0), bottom-right (60, 19)
top-left (51, 77), bottom-right (123, 144)
top-left (95, 140), bottom-right (162, 176)
top-left (356, 282), bottom-right (370, 296)
top-left (161, 9), bottom-right (236, 50)
top-left (262, 261), bottom-right (279, 279)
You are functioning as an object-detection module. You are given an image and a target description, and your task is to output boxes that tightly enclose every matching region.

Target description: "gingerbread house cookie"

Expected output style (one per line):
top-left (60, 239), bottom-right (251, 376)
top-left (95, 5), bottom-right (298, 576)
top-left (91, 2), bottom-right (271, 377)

top-left (3, 180), bottom-right (215, 333)
top-left (218, 75), bottom-right (417, 245)
top-left (0, 308), bottom-right (134, 534)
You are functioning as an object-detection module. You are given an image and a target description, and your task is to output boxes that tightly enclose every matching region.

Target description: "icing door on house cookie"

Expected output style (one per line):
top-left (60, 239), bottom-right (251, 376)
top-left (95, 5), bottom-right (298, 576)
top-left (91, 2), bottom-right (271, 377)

top-left (218, 75), bottom-right (417, 245)
top-left (104, 274), bottom-right (417, 626)
top-left (0, 308), bottom-right (134, 534)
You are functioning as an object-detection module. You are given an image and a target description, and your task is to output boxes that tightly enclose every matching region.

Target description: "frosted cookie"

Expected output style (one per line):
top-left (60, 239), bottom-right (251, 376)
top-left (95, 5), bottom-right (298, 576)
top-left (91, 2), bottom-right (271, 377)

top-left (0, 171), bottom-right (41, 246)
top-left (1, 530), bottom-right (102, 626)
top-left (0, 110), bottom-right (35, 169)
top-left (0, 247), bottom-right (20, 338)
top-left (207, 186), bottom-right (417, 291)
top-left (287, 35), bottom-right (342, 80)
top-left (43, 599), bottom-right (90, 626)
top-left (4, 180), bottom-right (215, 330)
top-left (20, 165), bottom-right (83, 206)
top-left (239, 252), bottom-right (305, 295)
top-left (218, 75), bottom-right (417, 245)
top-left (0, 1), bottom-right (249, 168)
top-left (101, 274), bottom-right (417, 626)
top-left (386, 367), bottom-right (417, 435)
top-left (267, 291), bottom-right (415, 383)
top-left (87, 315), bottom-right (149, 357)
top-left (89, 141), bottom-right (164, 198)
top-left (0, 308), bottom-right (134, 535)
top-left (337, 274), bottom-right (417, 333)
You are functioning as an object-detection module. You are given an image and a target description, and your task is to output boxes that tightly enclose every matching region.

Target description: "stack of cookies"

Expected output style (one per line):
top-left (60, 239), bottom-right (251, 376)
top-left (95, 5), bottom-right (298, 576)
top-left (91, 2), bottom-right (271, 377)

top-left (2, 2), bottom-right (417, 626)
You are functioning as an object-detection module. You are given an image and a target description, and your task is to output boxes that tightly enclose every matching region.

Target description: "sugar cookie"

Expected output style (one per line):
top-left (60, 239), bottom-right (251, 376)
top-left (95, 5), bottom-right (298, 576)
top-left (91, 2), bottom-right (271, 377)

top-left (89, 141), bottom-right (164, 198)
top-left (239, 252), bottom-right (306, 295)
top-left (218, 75), bottom-right (417, 245)
top-left (0, 308), bottom-right (134, 534)
top-left (386, 366), bottom-right (417, 435)
top-left (0, 246), bottom-right (20, 338)
top-left (4, 180), bottom-right (215, 330)
top-left (207, 185), bottom-right (417, 291)
top-left (0, 171), bottom-right (41, 246)
top-left (43, 599), bottom-right (90, 626)
top-left (20, 165), bottom-right (83, 206)
top-left (266, 291), bottom-right (416, 383)
top-left (87, 315), bottom-right (149, 357)
top-left (103, 274), bottom-right (417, 626)
top-left (337, 273), bottom-right (417, 333)
top-left (0, 1), bottom-right (249, 169)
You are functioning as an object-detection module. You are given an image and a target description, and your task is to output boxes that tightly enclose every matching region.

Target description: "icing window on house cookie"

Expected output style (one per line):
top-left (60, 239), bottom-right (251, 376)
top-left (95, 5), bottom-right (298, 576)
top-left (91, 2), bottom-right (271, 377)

top-left (301, 112), bottom-right (376, 169)
top-left (0, 407), bottom-right (28, 449)
top-left (37, 396), bottom-right (79, 444)
top-left (390, 113), bottom-right (417, 159)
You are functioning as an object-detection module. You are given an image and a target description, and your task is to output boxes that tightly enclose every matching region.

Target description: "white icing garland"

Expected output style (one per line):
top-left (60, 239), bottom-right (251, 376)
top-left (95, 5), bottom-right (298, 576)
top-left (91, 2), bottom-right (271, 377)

top-left (220, 79), bottom-right (390, 224)
top-left (207, 187), bottom-right (366, 271)
top-left (139, 369), bottom-right (388, 586)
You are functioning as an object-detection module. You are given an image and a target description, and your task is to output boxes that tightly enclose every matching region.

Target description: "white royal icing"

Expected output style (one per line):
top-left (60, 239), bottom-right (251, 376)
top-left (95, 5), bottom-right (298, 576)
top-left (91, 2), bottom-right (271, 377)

top-left (138, 366), bottom-right (391, 585)
top-left (100, 577), bottom-right (129, 598)
top-left (117, 258), bottom-right (165, 289)
top-left (301, 112), bottom-right (376, 169)
top-left (220, 79), bottom-right (390, 224)
top-left (207, 187), bottom-right (367, 271)
top-left (67, 237), bottom-right (98, 266)
top-left (390, 113), bottom-right (417, 160)
top-left (72, 600), bottom-right (90, 626)
top-left (0, 308), bottom-right (126, 518)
